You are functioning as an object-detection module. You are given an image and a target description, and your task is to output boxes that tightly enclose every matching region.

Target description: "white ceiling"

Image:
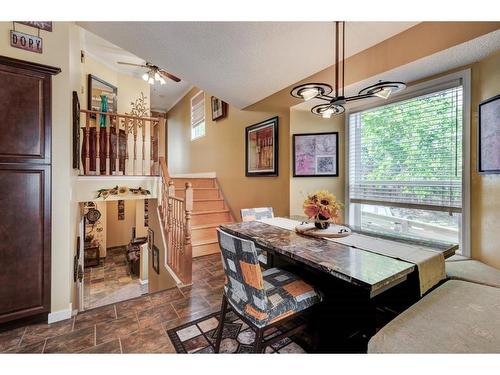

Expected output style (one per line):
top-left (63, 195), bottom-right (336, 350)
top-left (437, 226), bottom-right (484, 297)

top-left (81, 29), bottom-right (192, 111)
top-left (78, 22), bottom-right (419, 109)
top-left (294, 29), bottom-right (500, 112)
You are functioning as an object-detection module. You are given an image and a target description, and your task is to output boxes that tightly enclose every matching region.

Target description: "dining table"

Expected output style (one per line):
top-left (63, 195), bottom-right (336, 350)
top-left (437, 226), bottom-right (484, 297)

top-left (219, 217), bottom-right (458, 351)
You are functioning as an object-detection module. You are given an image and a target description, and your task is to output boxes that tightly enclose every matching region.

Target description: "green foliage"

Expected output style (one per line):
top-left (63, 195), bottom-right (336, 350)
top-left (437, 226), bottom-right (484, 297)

top-left (357, 88), bottom-right (463, 202)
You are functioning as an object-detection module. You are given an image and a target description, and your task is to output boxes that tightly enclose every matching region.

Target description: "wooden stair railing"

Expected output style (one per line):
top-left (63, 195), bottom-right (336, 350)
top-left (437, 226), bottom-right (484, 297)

top-left (158, 156), bottom-right (193, 285)
top-left (79, 109), bottom-right (165, 176)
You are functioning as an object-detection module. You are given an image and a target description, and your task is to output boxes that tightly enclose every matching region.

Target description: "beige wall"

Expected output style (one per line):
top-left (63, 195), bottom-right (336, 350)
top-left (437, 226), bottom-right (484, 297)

top-left (106, 200), bottom-right (137, 247)
top-left (470, 50), bottom-right (500, 269)
top-left (167, 88), bottom-right (290, 218)
top-left (147, 199), bottom-right (176, 293)
top-left (289, 109), bottom-right (345, 216)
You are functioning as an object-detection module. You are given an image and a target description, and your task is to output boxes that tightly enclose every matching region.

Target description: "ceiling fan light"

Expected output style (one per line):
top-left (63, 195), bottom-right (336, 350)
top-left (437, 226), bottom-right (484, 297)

top-left (374, 87), bottom-right (392, 99)
top-left (154, 71), bottom-right (161, 81)
top-left (159, 77), bottom-right (166, 85)
top-left (142, 72), bottom-right (149, 82)
top-left (300, 87), bottom-right (320, 101)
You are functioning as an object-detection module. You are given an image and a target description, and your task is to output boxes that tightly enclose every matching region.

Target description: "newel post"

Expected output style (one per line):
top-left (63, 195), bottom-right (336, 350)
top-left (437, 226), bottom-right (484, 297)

top-left (184, 182), bottom-right (193, 284)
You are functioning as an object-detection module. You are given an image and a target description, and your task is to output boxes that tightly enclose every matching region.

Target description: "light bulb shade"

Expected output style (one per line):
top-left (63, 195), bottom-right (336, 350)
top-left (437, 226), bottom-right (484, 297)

top-left (290, 83), bottom-right (333, 101)
top-left (311, 103), bottom-right (344, 118)
top-left (154, 72), bottom-right (161, 81)
top-left (358, 81), bottom-right (406, 99)
top-left (142, 72), bottom-right (149, 81)
top-left (148, 76), bottom-right (155, 85)
top-left (159, 77), bottom-right (166, 85)
top-left (374, 87), bottom-right (392, 99)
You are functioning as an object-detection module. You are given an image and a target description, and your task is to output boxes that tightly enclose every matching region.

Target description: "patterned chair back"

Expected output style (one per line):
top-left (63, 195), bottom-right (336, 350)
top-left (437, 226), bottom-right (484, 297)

top-left (240, 207), bottom-right (274, 222)
top-left (216, 228), bottom-right (269, 322)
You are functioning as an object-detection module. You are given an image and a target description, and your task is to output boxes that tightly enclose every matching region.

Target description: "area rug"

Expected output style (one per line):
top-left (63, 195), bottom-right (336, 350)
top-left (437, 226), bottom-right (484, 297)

top-left (166, 309), bottom-right (306, 353)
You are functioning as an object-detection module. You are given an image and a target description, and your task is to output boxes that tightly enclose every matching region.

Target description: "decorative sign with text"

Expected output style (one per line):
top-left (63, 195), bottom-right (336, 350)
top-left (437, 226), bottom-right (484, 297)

top-left (10, 30), bottom-right (43, 54)
top-left (17, 21), bottom-right (53, 32)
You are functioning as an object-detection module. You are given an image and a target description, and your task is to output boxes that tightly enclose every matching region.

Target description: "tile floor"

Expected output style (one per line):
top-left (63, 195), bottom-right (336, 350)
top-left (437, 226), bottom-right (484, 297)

top-left (0, 254), bottom-right (224, 354)
top-left (84, 246), bottom-right (148, 310)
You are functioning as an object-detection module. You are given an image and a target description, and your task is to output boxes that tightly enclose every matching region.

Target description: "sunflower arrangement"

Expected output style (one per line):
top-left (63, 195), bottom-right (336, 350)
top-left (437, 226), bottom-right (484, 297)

top-left (303, 190), bottom-right (343, 228)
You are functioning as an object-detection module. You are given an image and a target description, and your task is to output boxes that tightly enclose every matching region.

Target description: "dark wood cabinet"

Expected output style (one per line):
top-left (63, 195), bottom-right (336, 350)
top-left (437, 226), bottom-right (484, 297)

top-left (0, 56), bottom-right (60, 324)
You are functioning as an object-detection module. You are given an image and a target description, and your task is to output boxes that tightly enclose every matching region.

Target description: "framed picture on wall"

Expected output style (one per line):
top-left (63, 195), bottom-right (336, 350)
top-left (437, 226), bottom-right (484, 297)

top-left (293, 132), bottom-right (339, 177)
top-left (72, 91), bottom-right (80, 170)
top-left (478, 94), bottom-right (500, 174)
top-left (147, 228), bottom-right (154, 250)
top-left (117, 200), bottom-right (125, 220)
top-left (152, 245), bottom-right (160, 274)
top-left (211, 96), bottom-right (227, 121)
top-left (245, 117), bottom-right (279, 177)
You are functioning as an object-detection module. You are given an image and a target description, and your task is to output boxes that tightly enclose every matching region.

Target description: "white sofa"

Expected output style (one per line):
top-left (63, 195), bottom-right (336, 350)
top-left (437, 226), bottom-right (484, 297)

top-left (368, 259), bottom-right (500, 353)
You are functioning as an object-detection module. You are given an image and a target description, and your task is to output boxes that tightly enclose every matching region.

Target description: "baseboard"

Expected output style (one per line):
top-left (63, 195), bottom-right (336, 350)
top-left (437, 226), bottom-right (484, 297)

top-left (48, 302), bottom-right (73, 324)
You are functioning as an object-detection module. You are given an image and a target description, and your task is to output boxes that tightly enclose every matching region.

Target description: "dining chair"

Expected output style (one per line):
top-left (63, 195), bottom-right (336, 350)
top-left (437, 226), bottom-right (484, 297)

top-left (240, 207), bottom-right (274, 267)
top-left (214, 228), bottom-right (322, 353)
top-left (240, 207), bottom-right (274, 222)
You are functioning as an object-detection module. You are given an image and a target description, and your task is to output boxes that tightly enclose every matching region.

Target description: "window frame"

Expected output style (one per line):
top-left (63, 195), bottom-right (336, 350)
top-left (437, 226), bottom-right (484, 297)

top-left (344, 69), bottom-right (471, 256)
top-left (190, 90), bottom-right (206, 141)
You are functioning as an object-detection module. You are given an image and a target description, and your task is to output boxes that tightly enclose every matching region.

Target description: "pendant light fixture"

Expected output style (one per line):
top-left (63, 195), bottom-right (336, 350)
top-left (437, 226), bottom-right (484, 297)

top-left (291, 21), bottom-right (406, 118)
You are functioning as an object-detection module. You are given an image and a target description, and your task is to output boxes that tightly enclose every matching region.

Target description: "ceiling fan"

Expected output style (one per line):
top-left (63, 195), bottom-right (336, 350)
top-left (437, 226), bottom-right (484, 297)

top-left (117, 61), bottom-right (181, 85)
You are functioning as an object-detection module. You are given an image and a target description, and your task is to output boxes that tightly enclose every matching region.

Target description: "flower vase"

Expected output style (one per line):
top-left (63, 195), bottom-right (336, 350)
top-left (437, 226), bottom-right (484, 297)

top-left (100, 94), bottom-right (108, 128)
top-left (314, 214), bottom-right (330, 230)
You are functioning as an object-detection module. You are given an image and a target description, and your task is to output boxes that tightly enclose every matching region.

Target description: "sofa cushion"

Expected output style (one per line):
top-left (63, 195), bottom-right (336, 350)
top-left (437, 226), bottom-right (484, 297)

top-left (446, 260), bottom-right (500, 288)
top-left (368, 280), bottom-right (500, 353)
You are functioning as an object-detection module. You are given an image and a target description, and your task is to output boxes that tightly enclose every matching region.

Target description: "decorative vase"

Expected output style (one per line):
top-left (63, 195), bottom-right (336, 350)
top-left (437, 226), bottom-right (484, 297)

top-left (314, 214), bottom-right (330, 230)
top-left (100, 94), bottom-right (108, 128)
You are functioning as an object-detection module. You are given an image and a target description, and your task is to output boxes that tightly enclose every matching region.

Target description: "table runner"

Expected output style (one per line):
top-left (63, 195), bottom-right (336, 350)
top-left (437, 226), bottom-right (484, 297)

top-left (257, 217), bottom-right (445, 295)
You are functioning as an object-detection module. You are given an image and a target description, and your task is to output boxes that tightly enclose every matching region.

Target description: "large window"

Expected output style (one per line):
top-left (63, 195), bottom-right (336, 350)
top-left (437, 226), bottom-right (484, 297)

top-left (191, 91), bottom-right (205, 140)
top-left (348, 75), bottom-right (468, 251)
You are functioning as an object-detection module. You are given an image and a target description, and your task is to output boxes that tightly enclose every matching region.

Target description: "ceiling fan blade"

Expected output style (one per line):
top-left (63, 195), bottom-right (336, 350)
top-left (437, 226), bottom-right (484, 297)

top-left (159, 70), bottom-right (181, 82)
top-left (117, 61), bottom-right (148, 68)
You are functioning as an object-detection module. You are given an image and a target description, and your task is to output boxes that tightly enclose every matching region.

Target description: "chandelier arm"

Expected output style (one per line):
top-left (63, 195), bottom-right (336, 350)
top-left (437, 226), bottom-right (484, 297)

top-left (345, 93), bottom-right (375, 102)
top-left (316, 94), bottom-right (335, 101)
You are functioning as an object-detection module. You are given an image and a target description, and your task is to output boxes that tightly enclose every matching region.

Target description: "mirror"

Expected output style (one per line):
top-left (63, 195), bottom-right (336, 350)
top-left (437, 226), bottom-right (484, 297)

top-left (87, 74), bottom-right (118, 112)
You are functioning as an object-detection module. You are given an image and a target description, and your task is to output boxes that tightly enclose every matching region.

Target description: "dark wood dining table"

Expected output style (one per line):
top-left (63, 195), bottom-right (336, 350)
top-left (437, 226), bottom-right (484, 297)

top-left (219, 218), bottom-right (458, 351)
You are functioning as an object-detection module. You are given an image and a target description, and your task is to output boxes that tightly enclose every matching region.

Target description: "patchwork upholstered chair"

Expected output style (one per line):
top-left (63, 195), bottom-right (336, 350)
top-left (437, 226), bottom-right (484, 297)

top-left (240, 207), bottom-right (274, 267)
top-left (214, 228), bottom-right (322, 353)
top-left (240, 207), bottom-right (274, 222)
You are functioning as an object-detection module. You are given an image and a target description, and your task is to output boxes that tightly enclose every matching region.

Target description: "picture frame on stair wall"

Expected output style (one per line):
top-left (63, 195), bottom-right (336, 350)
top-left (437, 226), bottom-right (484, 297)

top-left (147, 227), bottom-right (154, 251)
top-left (152, 245), bottom-right (160, 274)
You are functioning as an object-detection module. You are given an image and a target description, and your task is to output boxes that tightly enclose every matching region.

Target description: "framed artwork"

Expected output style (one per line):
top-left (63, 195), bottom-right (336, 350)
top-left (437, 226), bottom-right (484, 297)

top-left (117, 200), bottom-right (125, 220)
top-left (211, 96), bottom-right (227, 121)
top-left (144, 199), bottom-right (149, 227)
top-left (87, 74), bottom-right (118, 113)
top-left (147, 228), bottom-right (154, 250)
top-left (245, 117), bottom-right (279, 177)
top-left (72, 91), bottom-right (80, 170)
top-left (293, 132), bottom-right (339, 177)
top-left (152, 245), bottom-right (160, 274)
top-left (478, 94), bottom-right (500, 174)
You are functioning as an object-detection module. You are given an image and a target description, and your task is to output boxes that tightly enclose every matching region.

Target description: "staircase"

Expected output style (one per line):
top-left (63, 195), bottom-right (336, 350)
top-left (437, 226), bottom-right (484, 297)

top-left (172, 177), bottom-right (235, 257)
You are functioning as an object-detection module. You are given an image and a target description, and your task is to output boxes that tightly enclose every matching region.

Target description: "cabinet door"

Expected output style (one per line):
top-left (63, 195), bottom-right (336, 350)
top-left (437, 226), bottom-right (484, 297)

top-left (0, 164), bottom-right (51, 323)
top-left (0, 59), bottom-right (52, 164)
